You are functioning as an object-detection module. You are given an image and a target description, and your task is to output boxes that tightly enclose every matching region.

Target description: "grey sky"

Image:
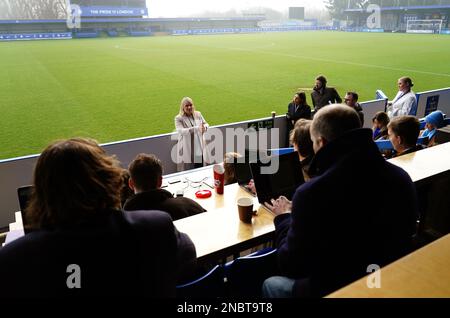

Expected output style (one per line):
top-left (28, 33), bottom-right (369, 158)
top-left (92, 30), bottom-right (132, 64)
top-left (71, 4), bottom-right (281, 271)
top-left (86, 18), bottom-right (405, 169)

top-left (146, 0), bottom-right (326, 18)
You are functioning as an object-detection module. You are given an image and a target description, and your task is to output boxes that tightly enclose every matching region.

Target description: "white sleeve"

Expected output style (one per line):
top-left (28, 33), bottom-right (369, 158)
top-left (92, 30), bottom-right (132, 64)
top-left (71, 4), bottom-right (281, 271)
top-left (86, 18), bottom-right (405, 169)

top-left (397, 96), bottom-right (416, 116)
top-left (175, 116), bottom-right (195, 136)
top-left (198, 112), bottom-right (209, 129)
top-left (404, 95), bottom-right (416, 115)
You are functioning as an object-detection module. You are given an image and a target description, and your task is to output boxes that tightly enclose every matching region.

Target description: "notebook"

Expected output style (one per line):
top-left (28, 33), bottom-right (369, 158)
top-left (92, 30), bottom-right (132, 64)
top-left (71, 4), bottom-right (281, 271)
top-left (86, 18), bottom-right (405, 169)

top-left (233, 161), bottom-right (255, 196)
top-left (250, 151), bottom-right (304, 208)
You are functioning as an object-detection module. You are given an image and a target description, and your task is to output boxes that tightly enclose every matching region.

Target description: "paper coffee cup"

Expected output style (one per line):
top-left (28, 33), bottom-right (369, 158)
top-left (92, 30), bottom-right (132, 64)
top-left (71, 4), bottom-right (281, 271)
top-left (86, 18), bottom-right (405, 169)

top-left (237, 197), bottom-right (253, 224)
top-left (213, 164), bottom-right (225, 194)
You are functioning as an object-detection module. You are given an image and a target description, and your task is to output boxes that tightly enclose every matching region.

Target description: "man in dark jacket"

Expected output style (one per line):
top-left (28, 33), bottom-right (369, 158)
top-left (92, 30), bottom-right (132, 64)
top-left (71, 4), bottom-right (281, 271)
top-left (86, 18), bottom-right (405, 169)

top-left (263, 105), bottom-right (418, 297)
top-left (124, 153), bottom-right (206, 220)
top-left (311, 75), bottom-right (342, 112)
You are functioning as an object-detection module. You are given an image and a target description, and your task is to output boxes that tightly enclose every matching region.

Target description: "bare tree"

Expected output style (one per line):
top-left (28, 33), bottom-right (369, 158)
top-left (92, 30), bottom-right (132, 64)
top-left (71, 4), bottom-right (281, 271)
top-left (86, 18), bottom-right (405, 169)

top-left (0, 0), bottom-right (67, 19)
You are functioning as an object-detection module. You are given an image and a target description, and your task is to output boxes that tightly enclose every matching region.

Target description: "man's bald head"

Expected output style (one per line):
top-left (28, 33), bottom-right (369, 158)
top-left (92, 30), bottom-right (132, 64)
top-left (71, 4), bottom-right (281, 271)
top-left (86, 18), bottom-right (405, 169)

top-left (310, 104), bottom-right (362, 153)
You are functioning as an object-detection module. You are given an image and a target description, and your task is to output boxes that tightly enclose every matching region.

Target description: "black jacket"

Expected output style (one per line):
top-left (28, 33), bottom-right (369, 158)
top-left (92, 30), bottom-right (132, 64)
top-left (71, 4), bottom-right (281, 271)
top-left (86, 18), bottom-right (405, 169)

top-left (0, 209), bottom-right (195, 297)
top-left (352, 103), bottom-right (365, 127)
top-left (286, 103), bottom-right (311, 123)
top-left (311, 87), bottom-right (342, 110)
top-left (273, 129), bottom-right (418, 297)
top-left (393, 144), bottom-right (425, 158)
top-left (123, 189), bottom-right (206, 221)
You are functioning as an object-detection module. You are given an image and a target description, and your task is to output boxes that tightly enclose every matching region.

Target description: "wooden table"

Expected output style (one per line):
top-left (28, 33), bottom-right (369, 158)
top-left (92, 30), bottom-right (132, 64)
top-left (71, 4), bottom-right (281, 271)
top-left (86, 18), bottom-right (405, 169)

top-left (166, 166), bottom-right (275, 263)
top-left (5, 143), bottom-right (449, 268)
top-left (327, 233), bottom-right (450, 298)
top-left (388, 141), bottom-right (450, 185)
top-left (168, 142), bottom-right (450, 265)
top-left (389, 142), bottom-right (450, 237)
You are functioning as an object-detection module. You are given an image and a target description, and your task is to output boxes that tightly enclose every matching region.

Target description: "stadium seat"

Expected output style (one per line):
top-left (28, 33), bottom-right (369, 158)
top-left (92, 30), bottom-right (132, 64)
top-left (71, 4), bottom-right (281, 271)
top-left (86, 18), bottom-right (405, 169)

top-left (269, 148), bottom-right (295, 156)
top-left (375, 136), bottom-right (429, 151)
top-left (376, 89), bottom-right (388, 101)
top-left (408, 94), bottom-right (420, 116)
top-left (73, 30), bottom-right (99, 38)
top-left (224, 248), bottom-right (278, 297)
top-left (107, 29), bottom-right (118, 37)
top-left (176, 265), bottom-right (227, 298)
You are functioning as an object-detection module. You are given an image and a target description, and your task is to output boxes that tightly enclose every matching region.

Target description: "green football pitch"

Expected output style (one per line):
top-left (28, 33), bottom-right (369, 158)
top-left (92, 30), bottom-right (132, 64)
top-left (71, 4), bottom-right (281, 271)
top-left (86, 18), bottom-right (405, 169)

top-left (1, 31), bottom-right (449, 160)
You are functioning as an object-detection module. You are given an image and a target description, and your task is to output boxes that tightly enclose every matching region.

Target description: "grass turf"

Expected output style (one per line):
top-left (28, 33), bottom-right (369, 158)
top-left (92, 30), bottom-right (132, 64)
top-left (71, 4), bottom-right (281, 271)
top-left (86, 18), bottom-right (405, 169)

top-left (0, 31), bottom-right (449, 159)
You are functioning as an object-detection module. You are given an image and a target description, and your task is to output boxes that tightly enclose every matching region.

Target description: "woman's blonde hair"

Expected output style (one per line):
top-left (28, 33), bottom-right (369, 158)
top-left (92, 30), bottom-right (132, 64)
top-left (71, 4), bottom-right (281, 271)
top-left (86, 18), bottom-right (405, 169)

top-left (179, 97), bottom-right (196, 116)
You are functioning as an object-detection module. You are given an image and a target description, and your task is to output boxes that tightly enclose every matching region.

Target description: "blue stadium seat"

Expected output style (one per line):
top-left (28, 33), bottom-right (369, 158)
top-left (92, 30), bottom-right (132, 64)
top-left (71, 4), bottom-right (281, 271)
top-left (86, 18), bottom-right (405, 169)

top-left (73, 30), bottom-right (99, 38)
top-left (128, 29), bottom-right (152, 37)
top-left (408, 94), bottom-right (420, 116)
top-left (419, 119), bottom-right (427, 130)
top-left (375, 136), bottom-right (429, 151)
top-left (269, 148), bottom-right (294, 156)
top-left (376, 89), bottom-right (388, 100)
top-left (107, 29), bottom-right (118, 37)
top-left (176, 265), bottom-right (227, 298)
top-left (224, 248), bottom-right (278, 297)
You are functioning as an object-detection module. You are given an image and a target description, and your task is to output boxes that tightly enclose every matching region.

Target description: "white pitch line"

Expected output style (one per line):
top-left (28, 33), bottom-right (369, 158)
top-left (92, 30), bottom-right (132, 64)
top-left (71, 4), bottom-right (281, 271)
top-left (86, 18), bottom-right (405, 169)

top-left (211, 45), bottom-right (450, 78)
top-left (114, 43), bottom-right (450, 78)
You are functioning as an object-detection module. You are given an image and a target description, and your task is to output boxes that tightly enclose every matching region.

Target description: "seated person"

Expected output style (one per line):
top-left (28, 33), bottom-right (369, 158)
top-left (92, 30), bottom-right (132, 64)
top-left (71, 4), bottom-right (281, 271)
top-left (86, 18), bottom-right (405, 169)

top-left (387, 76), bottom-right (417, 118)
top-left (119, 169), bottom-right (134, 208)
top-left (223, 152), bottom-right (257, 195)
top-left (290, 119), bottom-right (315, 181)
top-left (387, 116), bottom-right (423, 158)
top-left (286, 91), bottom-right (312, 144)
top-left (263, 105), bottom-right (417, 298)
top-left (372, 111), bottom-right (390, 140)
top-left (253, 119), bottom-right (315, 214)
top-left (421, 110), bottom-right (446, 147)
top-left (344, 91), bottom-right (364, 127)
top-left (0, 138), bottom-right (194, 297)
top-left (124, 153), bottom-right (206, 220)
top-left (223, 152), bottom-right (242, 185)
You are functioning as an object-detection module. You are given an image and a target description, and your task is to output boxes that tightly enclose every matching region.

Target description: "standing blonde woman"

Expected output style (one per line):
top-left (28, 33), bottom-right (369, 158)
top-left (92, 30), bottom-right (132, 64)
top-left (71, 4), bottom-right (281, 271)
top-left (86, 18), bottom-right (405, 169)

top-left (174, 97), bottom-right (210, 171)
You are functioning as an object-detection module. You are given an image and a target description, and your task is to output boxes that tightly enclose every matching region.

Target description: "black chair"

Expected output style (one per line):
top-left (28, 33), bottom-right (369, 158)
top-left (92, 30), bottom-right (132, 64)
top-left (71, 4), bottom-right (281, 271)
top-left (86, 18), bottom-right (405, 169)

top-left (176, 265), bottom-right (227, 298)
top-left (224, 248), bottom-right (278, 297)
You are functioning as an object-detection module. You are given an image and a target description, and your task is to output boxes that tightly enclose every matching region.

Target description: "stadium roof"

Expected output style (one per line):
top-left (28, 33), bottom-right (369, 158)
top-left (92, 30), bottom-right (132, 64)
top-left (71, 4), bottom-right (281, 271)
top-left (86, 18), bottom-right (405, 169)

top-left (0, 17), bottom-right (265, 24)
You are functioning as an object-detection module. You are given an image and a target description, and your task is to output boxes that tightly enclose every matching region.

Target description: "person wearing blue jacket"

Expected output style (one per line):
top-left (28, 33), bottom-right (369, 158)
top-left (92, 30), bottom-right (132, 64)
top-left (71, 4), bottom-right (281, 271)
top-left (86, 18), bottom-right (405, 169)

top-left (421, 110), bottom-right (446, 147)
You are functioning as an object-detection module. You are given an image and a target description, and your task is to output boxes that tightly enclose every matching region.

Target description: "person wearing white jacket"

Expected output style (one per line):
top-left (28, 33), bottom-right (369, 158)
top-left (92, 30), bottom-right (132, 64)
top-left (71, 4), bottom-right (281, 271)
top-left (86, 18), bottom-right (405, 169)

top-left (387, 76), bottom-right (417, 118)
top-left (174, 97), bottom-right (210, 171)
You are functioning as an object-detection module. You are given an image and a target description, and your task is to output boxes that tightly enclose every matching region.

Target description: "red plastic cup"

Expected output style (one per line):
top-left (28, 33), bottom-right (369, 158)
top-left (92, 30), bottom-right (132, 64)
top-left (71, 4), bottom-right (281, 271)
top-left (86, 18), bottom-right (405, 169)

top-left (213, 164), bottom-right (225, 195)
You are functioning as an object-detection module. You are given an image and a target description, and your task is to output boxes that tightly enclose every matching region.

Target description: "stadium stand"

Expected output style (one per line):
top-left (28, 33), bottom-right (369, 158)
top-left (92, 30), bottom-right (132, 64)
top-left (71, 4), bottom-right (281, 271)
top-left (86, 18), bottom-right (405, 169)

top-left (2, 1), bottom-right (450, 40)
top-left (343, 1), bottom-right (450, 33)
top-left (0, 0), bottom-right (339, 41)
top-left (106, 28), bottom-right (118, 37)
top-left (73, 29), bottom-right (99, 38)
top-left (128, 28), bottom-right (151, 36)
top-left (2, 84), bottom-right (450, 228)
